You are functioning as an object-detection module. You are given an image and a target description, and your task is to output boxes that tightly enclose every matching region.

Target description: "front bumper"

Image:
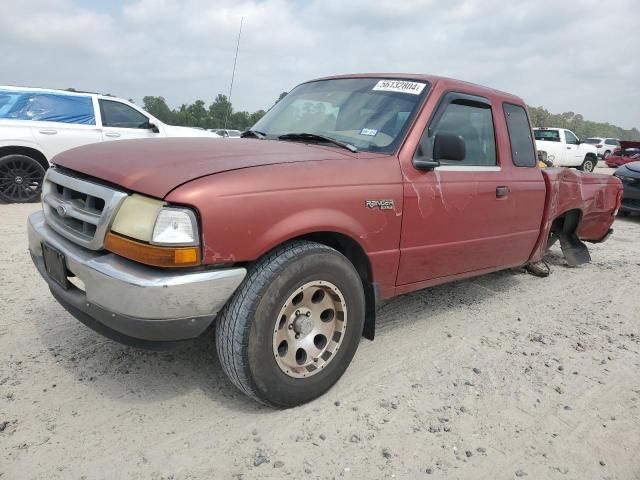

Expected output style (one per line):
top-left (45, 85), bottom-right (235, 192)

top-left (28, 211), bottom-right (246, 346)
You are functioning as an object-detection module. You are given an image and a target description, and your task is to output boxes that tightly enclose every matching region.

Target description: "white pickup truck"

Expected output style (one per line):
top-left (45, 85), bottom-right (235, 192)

top-left (0, 86), bottom-right (219, 203)
top-left (533, 127), bottom-right (599, 172)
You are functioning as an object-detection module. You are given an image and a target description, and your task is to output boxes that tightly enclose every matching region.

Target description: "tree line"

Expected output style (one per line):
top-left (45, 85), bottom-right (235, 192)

top-left (141, 92), bottom-right (287, 131)
top-left (527, 106), bottom-right (639, 141)
top-left (140, 92), bottom-right (640, 141)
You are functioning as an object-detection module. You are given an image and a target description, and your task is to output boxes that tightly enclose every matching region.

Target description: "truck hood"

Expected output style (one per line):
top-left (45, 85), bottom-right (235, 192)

top-left (52, 137), bottom-right (355, 198)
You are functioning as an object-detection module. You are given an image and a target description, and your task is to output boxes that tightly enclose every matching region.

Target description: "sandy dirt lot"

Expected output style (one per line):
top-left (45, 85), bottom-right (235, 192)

top-left (1, 202), bottom-right (639, 480)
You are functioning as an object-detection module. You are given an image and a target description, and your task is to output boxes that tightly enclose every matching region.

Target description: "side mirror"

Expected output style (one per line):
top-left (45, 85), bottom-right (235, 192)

top-left (413, 133), bottom-right (466, 171)
top-left (148, 122), bottom-right (160, 133)
top-left (434, 133), bottom-right (466, 162)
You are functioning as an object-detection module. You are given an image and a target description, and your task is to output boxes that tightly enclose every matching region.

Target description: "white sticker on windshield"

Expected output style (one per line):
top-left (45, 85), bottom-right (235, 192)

top-left (373, 80), bottom-right (426, 95)
top-left (360, 128), bottom-right (378, 136)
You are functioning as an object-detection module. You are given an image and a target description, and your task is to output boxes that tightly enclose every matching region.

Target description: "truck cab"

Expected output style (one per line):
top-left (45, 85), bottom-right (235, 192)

top-left (533, 127), bottom-right (598, 171)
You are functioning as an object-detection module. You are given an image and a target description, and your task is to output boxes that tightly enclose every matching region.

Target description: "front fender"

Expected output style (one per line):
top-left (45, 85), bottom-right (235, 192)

top-left (166, 159), bottom-right (404, 292)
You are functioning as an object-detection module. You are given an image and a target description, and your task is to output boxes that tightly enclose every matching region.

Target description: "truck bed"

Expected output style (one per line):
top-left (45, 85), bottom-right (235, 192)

top-left (529, 168), bottom-right (622, 263)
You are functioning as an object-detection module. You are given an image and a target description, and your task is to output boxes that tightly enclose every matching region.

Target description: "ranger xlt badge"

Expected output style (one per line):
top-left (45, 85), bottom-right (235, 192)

top-left (365, 200), bottom-right (394, 210)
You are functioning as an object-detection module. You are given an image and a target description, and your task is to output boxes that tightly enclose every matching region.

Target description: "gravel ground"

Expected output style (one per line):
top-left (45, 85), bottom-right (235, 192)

top-left (1, 201), bottom-right (639, 480)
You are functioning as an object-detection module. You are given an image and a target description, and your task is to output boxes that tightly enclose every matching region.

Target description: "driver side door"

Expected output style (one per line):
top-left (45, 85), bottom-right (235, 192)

top-left (397, 92), bottom-right (518, 285)
top-left (563, 129), bottom-right (582, 165)
top-left (99, 99), bottom-right (160, 142)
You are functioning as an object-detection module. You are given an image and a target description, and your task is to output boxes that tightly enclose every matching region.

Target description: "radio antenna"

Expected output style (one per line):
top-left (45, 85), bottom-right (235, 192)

top-left (223, 16), bottom-right (243, 131)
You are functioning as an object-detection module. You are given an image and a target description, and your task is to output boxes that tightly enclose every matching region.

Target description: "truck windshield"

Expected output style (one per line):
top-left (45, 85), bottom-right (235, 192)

top-left (533, 129), bottom-right (561, 142)
top-left (250, 78), bottom-right (429, 153)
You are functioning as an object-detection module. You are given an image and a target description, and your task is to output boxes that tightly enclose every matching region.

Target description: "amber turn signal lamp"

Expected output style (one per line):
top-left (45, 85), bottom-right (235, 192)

top-left (105, 232), bottom-right (200, 268)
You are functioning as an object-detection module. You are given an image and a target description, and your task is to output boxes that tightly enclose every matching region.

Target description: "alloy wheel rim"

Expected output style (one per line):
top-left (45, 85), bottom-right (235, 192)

top-left (272, 280), bottom-right (347, 378)
top-left (0, 159), bottom-right (43, 201)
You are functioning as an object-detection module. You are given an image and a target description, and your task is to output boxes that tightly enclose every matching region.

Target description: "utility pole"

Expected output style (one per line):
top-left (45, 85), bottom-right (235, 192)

top-left (223, 16), bottom-right (243, 131)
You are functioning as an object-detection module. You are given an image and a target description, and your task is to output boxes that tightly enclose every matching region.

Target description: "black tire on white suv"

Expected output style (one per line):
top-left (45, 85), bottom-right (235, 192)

top-left (0, 154), bottom-right (46, 203)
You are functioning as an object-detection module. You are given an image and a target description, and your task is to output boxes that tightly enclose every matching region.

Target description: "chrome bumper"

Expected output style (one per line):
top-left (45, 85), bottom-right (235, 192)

top-left (28, 211), bottom-right (246, 344)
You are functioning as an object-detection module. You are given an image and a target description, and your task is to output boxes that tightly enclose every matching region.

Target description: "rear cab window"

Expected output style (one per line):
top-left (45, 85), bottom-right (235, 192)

top-left (503, 103), bottom-right (536, 167)
top-left (0, 89), bottom-right (95, 125)
top-left (533, 129), bottom-right (560, 142)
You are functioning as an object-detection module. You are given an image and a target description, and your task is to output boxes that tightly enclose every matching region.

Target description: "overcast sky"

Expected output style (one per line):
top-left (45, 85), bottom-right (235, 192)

top-left (2, 0), bottom-right (639, 128)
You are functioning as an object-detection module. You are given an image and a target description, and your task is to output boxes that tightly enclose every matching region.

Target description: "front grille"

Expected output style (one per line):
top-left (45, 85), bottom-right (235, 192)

top-left (42, 169), bottom-right (128, 250)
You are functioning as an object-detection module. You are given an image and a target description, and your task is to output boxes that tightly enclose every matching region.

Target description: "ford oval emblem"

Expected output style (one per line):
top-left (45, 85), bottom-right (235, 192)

top-left (57, 204), bottom-right (68, 217)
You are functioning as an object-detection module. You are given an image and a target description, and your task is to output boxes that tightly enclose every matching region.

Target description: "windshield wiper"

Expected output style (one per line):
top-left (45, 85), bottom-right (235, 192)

top-left (278, 133), bottom-right (357, 153)
top-left (241, 129), bottom-right (266, 139)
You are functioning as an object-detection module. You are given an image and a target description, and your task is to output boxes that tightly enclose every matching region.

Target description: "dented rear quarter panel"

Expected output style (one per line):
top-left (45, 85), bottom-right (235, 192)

top-left (528, 168), bottom-right (622, 263)
top-left (166, 154), bottom-right (404, 299)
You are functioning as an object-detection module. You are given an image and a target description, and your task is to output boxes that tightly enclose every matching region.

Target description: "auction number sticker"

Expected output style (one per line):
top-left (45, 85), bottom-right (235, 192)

top-left (372, 80), bottom-right (426, 95)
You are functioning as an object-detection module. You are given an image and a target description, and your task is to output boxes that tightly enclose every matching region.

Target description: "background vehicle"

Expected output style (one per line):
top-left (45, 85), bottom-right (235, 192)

top-left (211, 128), bottom-right (242, 138)
top-left (606, 141), bottom-right (640, 167)
top-left (533, 127), bottom-right (599, 171)
top-left (0, 86), bottom-right (220, 203)
top-left (613, 161), bottom-right (640, 216)
top-left (27, 74), bottom-right (622, 407)
top-left (584, 137), bottom-right (620, 158)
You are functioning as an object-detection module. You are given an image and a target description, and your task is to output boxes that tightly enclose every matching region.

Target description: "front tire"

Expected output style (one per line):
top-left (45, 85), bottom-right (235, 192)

top-left (578, 154), bottom-right (597, 172)
top-left (215, 241), bottom-right (365, 407)
top-left (0, 154), bottom-right (46, 203)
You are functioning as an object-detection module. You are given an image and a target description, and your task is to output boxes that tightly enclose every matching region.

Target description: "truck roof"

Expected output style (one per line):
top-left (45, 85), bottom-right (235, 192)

top-left (310, 73), bottom-right (525, 104)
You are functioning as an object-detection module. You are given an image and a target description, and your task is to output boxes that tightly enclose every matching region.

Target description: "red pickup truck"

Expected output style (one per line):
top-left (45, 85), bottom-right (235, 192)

top-left (28, 74), bottom-right (622, 407)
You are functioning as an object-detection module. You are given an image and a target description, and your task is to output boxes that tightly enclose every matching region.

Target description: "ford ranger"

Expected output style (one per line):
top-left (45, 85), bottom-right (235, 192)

top-left (27, 74), bottom-right (623, 407)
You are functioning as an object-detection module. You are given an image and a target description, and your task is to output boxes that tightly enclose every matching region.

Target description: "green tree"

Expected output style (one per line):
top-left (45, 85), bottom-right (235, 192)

top-left (208, 94), bottom-right (232, 128)
top-left (275, 91), bottom-right (288, 104)
top-left (142, 96), bottom-right (174, 124)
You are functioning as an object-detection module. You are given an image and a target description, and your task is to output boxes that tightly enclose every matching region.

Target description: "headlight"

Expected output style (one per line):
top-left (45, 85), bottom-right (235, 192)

top-left (152, 208), bottom-right (199, 246)
top-left (108, 195), bottom-right (201, 267)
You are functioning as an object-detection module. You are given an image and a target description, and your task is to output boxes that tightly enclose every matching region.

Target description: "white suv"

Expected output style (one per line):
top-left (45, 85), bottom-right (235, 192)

top-left (0, 86), bottom-right (219, 203)
top-left (583, 137), bottom-right (620, 159)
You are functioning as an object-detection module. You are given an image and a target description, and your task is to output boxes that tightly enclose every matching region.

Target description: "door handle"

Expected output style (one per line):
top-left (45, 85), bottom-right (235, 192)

top-left (496, 186), bottom-right (510, 198)
top-left (39, 129), bottom-right (57, 135)
top-left (105, 132), bottom-right (121, 138)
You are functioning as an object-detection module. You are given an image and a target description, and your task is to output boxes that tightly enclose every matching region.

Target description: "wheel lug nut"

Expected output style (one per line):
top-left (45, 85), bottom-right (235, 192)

top-left (295, 310), bottom-right (300, 315)
top-left (305, 312), bottom-right (311, 317)
top-left (288, 324), bottom-right (293, 330)
top-left (295, 334), bottom-right (300, 339)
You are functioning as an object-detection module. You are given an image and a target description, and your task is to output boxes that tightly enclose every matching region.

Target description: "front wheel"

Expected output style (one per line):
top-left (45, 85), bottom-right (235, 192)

top-left (0, 154), bottom-right (46, 203)
top-left (215, 241), bottom-right (365, 407)
top-left (578, 155), bottom-right (597, 173)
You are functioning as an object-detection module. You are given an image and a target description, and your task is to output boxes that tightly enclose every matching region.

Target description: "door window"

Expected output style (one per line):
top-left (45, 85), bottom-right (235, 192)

top-left (503, 103), bottom-right (536, 167)
top-left (99, 100), bottom-right (149, 129)
top-left (0, 90), bottom-right (95, 125)
top-left (605, 139), bottom-right (618, 145)
top-left (430, 100), bottom-right (497, 166)
top-left (564, 130), bottom-right (579, 145)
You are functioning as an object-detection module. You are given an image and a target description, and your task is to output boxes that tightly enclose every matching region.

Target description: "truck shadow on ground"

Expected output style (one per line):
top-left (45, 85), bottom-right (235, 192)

top-left (30, 257), bottom-right (561, 412)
